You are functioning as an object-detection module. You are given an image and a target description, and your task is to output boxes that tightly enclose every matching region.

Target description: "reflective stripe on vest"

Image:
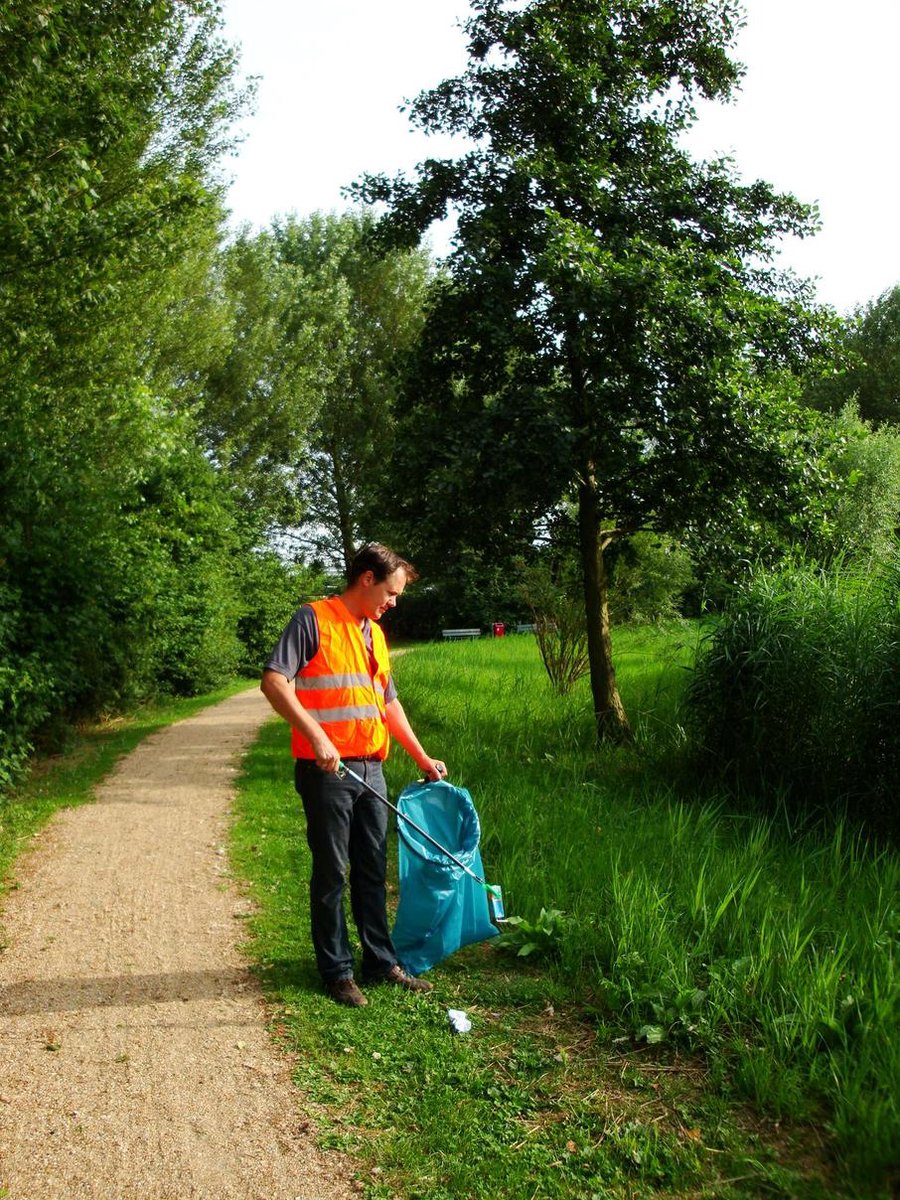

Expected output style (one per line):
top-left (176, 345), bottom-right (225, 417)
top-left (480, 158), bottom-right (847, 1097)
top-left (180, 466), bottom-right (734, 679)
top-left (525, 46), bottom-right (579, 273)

top-left (303, 703), bottom-right (382, 722)
top-left (295, 672), bottom-right (372, 692)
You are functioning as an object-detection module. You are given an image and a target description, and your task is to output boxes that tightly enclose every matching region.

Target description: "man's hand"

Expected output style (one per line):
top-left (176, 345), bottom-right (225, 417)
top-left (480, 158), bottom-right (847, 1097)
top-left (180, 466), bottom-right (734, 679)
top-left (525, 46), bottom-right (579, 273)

top-left (420, 758), bottom-right (448, 782)
top-left (260, 670), bottom-right (342, 773)
top-left (311, 734), bottom-right (342, 774)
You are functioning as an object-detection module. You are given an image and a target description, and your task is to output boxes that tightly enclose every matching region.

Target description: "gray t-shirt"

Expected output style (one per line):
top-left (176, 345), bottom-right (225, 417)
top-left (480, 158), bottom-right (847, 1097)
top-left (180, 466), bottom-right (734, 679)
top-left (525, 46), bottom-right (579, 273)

top-left (265, 604), bottom-right (397, 704)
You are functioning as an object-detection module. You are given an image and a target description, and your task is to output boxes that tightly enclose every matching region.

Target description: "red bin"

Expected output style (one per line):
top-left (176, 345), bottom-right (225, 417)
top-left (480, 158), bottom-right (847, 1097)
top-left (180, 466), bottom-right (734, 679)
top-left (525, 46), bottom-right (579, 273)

top-left (492, 622), bottom-right (505, 637)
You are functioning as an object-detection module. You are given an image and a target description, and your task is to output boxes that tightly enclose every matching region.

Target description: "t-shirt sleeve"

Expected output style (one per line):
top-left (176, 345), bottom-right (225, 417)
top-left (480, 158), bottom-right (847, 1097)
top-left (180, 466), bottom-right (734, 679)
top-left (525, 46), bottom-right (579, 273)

top-left (264, 605), bottom-right (320, 680)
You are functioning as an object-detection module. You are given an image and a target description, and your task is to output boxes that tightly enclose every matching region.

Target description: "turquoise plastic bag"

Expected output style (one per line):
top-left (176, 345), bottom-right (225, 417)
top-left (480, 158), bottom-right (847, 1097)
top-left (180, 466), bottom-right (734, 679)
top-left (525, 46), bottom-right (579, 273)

top-left (392, 779), bottom-right (498, 976)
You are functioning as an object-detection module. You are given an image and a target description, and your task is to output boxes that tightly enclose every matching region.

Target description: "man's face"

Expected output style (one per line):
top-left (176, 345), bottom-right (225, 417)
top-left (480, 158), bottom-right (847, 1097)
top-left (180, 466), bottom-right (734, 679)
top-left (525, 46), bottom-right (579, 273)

top-left (362, 568), bottom-right (407, 621)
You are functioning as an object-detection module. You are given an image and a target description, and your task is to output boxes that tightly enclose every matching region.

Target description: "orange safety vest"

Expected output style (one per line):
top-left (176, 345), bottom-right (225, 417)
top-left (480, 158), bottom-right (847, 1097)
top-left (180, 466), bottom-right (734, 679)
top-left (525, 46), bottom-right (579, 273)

top-left (292, 596), bottom-right (391, 760)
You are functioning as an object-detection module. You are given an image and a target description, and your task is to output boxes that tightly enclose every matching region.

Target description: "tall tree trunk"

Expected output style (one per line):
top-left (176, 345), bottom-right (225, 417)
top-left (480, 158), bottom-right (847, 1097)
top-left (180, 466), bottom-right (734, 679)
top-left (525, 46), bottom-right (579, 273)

top-left (328, 441), bottom-right (357, 574)
top-left (578, 463), bottom-right (632, 744)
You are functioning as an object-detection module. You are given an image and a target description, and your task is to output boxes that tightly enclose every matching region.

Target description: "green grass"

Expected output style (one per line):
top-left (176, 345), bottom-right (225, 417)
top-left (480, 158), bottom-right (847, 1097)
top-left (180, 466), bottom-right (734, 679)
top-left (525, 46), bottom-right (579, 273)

top-left (9, 640), bottom-right (887, 1198)
top-left (0, 678), bottom-right (254, 892)
top-left (231, 624), bottom-right (894, 1199)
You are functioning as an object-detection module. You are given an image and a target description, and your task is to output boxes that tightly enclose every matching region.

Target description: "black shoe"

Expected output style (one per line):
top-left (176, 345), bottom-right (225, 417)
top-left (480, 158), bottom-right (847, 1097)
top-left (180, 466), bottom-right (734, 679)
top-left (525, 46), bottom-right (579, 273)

top-left (326, 977), bottom-right (368, 1007)
top-left (367, 964), bottom-right (433, 993)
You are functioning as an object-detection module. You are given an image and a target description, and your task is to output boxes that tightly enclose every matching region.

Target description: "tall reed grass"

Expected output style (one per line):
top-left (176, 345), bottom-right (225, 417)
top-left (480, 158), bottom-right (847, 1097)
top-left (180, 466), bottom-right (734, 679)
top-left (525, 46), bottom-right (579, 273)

top-left (389, 625), bottom-right (898, 1192)
top-left (687, 554), bottom-right (899, 837)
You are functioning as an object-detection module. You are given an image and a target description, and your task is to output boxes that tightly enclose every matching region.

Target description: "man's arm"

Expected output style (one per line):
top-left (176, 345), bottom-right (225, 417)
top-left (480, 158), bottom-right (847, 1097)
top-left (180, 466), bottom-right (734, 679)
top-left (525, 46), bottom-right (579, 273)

top-left (260, 670), bottom-right (342, 773)
top-left (384, 697), bottom-right (447, 782)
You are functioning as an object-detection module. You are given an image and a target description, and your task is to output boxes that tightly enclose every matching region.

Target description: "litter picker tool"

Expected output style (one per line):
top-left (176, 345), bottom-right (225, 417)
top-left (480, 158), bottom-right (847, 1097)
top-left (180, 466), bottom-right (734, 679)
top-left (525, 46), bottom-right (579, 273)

top-left (338, 761), bottom-right (505, 922)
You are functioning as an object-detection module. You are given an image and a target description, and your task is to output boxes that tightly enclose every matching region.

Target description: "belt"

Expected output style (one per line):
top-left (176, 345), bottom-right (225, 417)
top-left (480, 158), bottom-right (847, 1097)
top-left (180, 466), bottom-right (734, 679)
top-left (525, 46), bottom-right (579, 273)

top-left (296, 755), bottom-right (384, 763)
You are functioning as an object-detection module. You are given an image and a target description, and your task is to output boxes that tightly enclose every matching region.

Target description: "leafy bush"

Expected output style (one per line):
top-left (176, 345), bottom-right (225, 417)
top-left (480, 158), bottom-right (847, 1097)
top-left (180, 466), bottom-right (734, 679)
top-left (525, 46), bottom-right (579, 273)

top-left (607, 532), bottom-right (695, 624)
top-left (0, 585), bottom-right (55, 788)
top-left (687, 555), bottom-right (900, 836)
top-left (813, 404), bottom-right (900, 566)
top-left (86, 439), bottom-right (246, 701)
top-left (517, 555), bottom-right (589, 694)
top-left (0, 429), bottom-right (271, 789)
top-left (236, 552), bottom-right (326, 671)
top-left (494, 907), bottom-right (568, 959)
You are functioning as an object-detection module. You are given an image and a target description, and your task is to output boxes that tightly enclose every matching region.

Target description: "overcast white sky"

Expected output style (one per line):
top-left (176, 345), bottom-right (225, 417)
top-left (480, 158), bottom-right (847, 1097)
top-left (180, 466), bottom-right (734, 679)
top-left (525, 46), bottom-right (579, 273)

top-left (220, 0), bottom-right (899, 315)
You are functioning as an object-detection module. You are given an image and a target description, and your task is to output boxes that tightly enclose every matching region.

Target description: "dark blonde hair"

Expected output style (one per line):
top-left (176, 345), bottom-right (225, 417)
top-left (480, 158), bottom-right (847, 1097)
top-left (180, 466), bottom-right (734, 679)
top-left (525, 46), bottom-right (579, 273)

top-left (347, 542), bottom-right (419, 586)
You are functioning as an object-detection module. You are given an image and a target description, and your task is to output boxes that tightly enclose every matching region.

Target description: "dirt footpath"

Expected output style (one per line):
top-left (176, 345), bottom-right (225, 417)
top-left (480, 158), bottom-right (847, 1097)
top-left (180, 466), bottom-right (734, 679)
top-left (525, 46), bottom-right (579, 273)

top-left (0, 688), bottom-right (355, 1200)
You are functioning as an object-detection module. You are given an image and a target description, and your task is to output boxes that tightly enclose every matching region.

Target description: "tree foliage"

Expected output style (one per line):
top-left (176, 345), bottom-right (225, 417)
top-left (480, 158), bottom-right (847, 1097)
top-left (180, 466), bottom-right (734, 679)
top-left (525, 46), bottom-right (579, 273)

top-left (0, 1), bottom-right (262, 784)
top-left (0, 6), bottom-right (438, 790)
top-left (197, 228), bottom-right (320, 534)
top-left (198, 213), bottom-right (431, 569)
top-left (812, 405), bottom-right (900, 566)
top-left (804, 285), bottom-right (900, 427)
top-left (272, 212), bottom-right (432, 571)
top-left (356, 0), bottom-right (835, 740)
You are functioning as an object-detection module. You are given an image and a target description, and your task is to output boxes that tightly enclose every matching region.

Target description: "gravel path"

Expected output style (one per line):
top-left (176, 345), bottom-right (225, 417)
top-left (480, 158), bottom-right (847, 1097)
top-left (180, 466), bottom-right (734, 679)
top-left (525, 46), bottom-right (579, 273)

top-left (0, 687), bottom-right (356, 1200)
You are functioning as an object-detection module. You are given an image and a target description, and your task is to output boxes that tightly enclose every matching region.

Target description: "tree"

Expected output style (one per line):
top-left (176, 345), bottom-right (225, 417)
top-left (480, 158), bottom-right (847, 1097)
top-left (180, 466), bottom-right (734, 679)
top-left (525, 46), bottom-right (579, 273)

top-left (0, 1), bottom-right (250, 774)
top-left (355, 0), bottom-right (834, 741)
top-left (198, 213), bottom-right (431, 568)
top-left (0, 1), bottom-right (245, 367)
top-left (197, 229), bottom-right (321, 536)
top-left (804, 285), bottom-right (900, 427)
top-left (272, 213), bottom-right (432, 571)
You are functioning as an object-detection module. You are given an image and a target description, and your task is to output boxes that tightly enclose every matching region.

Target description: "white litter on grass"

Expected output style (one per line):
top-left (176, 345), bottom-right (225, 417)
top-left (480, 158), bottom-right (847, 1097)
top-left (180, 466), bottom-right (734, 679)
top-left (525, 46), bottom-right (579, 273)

top-left (447, 1008), bottom-right (472, 1034)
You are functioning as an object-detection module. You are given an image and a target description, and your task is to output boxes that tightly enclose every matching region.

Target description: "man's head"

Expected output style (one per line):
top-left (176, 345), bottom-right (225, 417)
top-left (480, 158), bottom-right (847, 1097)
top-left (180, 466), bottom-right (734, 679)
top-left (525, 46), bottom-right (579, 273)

top-left (345, 543), bottom-right (418, 622)
top-left (347, 543), bottom-right (419, 587)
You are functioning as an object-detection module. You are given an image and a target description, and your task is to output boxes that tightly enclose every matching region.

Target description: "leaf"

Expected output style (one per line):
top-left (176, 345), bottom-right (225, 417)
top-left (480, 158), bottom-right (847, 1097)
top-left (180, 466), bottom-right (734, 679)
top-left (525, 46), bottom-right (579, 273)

top-left (637, 1024), bottom-right (666, 1045)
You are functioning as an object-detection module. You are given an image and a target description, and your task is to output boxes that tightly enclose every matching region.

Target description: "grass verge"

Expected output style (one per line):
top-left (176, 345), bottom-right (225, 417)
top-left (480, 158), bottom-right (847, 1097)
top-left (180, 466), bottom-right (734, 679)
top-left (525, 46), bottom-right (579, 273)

top-left (231, 626), bottom-right (889, 1199)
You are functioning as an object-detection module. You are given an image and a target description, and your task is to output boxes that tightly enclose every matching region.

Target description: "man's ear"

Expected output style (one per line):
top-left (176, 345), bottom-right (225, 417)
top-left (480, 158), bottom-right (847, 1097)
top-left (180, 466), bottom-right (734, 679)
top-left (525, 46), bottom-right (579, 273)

top-left (359, 569), bottom-right (376, 587)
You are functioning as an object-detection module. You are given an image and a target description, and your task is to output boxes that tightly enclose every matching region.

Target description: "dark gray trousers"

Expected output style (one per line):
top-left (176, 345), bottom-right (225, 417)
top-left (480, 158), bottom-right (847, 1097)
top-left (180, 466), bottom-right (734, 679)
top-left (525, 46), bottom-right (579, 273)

top-left (294, 758), bottom-right (397, 984)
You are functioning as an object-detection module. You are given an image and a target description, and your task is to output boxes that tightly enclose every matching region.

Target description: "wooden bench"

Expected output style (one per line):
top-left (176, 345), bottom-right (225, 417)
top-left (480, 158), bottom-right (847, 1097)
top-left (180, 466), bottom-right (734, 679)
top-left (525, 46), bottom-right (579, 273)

top-left (442, 628), bottom-right (482, 640)
top-left (515, 623), bottom-right (537, 634)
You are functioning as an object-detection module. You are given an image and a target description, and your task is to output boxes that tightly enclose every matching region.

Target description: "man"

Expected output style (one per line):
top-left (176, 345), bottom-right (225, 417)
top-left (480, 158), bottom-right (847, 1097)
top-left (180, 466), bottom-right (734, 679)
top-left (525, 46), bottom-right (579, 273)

top-left (260, 543), bottom-right (447, 1008)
